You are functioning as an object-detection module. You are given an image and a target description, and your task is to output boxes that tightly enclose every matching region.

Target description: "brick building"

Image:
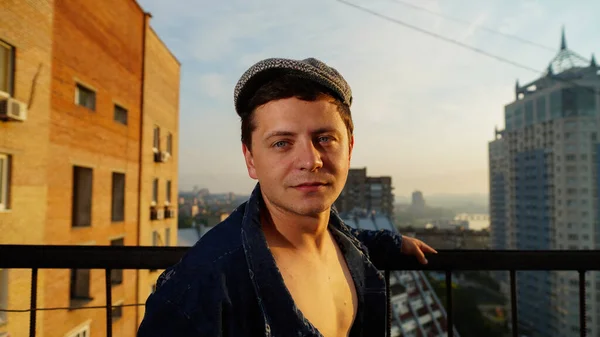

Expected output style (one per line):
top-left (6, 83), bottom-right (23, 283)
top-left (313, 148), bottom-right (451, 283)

top-left (0, 1), bottom-right (180, 336)
top-left (335, 168), bottom-right (395, 218)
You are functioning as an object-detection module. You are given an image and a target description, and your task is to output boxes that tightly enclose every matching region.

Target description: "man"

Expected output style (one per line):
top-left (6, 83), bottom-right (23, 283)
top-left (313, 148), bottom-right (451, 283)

top-left (137, 57), bottom-right (436, 337)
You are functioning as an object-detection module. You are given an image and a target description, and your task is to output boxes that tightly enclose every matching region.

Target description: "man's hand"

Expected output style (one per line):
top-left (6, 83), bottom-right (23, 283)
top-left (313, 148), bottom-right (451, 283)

top-left (401, 236), bottom-right (437, 264)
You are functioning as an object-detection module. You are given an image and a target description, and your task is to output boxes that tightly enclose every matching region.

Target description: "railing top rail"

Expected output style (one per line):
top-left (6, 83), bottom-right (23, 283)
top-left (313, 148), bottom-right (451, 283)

top-left (2, 245), bottom-right (600, 271)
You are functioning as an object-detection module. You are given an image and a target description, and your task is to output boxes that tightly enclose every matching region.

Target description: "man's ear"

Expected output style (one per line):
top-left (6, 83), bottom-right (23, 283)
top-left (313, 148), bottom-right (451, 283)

top-left (242, 143), bottom-right (258, 180)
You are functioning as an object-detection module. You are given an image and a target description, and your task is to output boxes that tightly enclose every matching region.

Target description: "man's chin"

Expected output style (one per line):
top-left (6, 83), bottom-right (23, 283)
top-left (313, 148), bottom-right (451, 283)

top-left (292, 201), bottom-right (333, 216)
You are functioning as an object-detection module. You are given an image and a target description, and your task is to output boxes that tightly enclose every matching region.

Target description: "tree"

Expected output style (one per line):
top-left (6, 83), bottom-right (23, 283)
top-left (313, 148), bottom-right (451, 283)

top-left (427, 276), bottom-right (508, 337)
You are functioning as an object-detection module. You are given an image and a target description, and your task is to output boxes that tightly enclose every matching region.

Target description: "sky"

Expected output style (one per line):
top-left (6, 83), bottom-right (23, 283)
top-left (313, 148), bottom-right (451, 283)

top-left (138, 0), bottom-right (600, 197)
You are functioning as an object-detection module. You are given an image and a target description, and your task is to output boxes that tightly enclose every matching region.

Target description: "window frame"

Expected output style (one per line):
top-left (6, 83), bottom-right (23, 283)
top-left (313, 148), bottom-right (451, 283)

top-left (153, 126), bottom-right (160, 152)
top-left (0, 153), bottom-right (11, 211)
top-left (165, 227), bottom-right (171, 247)
top-left (111, 300), bottom-right (124, 320)
top-left (152, 178), bottom-right (158, 206)
top-left (166, 132), bottom-right (173, 155)
top-left (113, 104), bottom-right (128, 125)
top-left (70, 268), bottom-right (91, 301)
top-left (165, 180), bottom-right (172, 205)
top-left (75, 83), bottom-right (96, 111)
top-left (110, 238), bottom-right (124, 285)
top-left (111, 172), bottom-right (125, 222)
top-left (0, 269), bottom-right (8, 325)
top-left (72, 166), bottom-right (93, 228)
top-left (0, 39), bottom-right (15, 97)
top-left (65, 322), bottom-right (91, 337)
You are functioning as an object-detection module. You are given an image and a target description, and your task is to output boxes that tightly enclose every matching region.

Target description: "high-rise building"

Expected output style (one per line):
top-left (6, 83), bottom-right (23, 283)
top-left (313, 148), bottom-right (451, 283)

top-left (489, 29), bottom-right (599, 337)
top-left (335, 168), bottom-right (394, 218)
top-left (0, 1), bottom-right (179, 336)
top-left (411, 190), bottom-right (426, 213)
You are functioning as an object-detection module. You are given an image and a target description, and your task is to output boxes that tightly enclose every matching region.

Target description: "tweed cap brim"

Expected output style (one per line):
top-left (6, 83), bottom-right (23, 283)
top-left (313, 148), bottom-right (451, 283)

top-left (233, 57), bottom-right (352, 116)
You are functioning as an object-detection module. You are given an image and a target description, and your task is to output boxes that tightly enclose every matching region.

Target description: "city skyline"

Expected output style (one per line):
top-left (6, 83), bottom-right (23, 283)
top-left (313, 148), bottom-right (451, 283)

top-left (139, 0), bottom-right (600, 196)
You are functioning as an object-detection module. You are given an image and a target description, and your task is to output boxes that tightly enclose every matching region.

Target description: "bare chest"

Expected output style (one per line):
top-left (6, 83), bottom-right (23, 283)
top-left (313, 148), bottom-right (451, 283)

top-left (272, 243), bottom-right (358, 337)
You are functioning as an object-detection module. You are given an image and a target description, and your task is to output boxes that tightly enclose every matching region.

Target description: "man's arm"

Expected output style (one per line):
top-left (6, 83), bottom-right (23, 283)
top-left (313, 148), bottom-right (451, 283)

top-left (137, 294), bottom-right (199, 337)
top-left (349, 228), bottom-right (403, 269)
top-left (137, 267), bottom-right (233, 337)
top-left (349, 228), bottom-right (436, 269)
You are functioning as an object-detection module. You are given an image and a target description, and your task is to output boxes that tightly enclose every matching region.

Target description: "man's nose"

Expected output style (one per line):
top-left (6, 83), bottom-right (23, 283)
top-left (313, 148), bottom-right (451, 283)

top-left (296, 140), bottom-right (323, 172)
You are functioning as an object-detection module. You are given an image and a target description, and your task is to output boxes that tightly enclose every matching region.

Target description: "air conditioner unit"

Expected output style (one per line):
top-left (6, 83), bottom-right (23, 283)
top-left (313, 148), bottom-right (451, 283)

top-left (156, 209), bottom-right (165, 220)
top-left (0, 96), bottom-right (27, 122)
top-left (165, 208), bottom-right (175, 219)
top-left (150, 207), bottom-right (158, 220)
top-left (160, 152), bottom-right (170, 162)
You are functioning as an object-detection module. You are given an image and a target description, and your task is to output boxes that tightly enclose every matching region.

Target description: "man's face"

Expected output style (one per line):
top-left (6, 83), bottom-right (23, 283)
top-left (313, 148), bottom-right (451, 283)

top-left (242, 95), bottom-right (353, 217)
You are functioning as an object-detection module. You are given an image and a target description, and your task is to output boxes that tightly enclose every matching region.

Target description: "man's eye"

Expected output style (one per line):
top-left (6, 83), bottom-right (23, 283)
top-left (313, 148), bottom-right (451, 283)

top-left (318, 136), bottom-right (332, 143)
top-left (273, 141), bottom-right (288, 148)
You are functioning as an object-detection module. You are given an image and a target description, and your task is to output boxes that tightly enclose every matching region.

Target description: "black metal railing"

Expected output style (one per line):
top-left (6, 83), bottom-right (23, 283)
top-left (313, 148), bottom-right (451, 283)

top-left (1, 245), bottom-right (600, 337)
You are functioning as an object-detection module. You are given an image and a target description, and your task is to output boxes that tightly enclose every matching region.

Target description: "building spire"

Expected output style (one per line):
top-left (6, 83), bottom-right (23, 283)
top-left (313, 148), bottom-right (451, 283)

top-left (592, 53), bottom-right (597, 67)
top-left (560, 26), bottom-right (567, 50)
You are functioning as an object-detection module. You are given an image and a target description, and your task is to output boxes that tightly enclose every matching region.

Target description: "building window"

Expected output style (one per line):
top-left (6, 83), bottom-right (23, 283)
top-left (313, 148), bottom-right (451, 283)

top-left (153, 126), bottom-right (160, 152)
top-left (65, 323), bottom-right (90, 337)
top-left (72, 166), bottom-right (93, 227)
top-left (0, 40), bottom-right (15, 96)
top-left (0, 269), bottom-right (7, 325)
top-left (152, 230), bottom-right (159, 246)
top-left (110, 238), bottom-right (124, 285)
top-left (111, 172), bottom-right (125, 222)
top-left (166, 180), bottom-right (171, 205)
top-left (112, 301), bottom-right (123, 320)
top-left (75, 84), bottom-right (96, 111)
top-left (0, 153), bottom-right (11, 211)
top-left (70, 269), bottom-right (91, 301)
top-left (166, 133), bottom-right (173, 155)
top-left (114, 104), bottom-right (128, 125)
top-left (165, 227), bottom-right (171, 247)
top-left (152, 178), bottom-right (158, 206)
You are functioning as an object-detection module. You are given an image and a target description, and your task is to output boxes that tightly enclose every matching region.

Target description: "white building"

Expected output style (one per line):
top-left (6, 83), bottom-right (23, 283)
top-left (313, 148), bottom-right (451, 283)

top-left (342, 214), bottom-right (458, 337)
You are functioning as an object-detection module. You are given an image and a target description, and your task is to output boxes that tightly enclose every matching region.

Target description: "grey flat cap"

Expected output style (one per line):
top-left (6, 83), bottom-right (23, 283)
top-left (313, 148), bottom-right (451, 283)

top-left (233, 57), bottom-right (353, 116)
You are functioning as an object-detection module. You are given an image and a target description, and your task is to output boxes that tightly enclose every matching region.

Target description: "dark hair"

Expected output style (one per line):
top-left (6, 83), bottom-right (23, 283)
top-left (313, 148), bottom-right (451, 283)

top-left (238, 73), bottom-right (354, 150)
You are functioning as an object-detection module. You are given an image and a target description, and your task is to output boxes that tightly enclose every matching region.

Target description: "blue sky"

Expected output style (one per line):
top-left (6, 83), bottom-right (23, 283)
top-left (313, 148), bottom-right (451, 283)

top-left (138, 0), bottom-right (600, 197)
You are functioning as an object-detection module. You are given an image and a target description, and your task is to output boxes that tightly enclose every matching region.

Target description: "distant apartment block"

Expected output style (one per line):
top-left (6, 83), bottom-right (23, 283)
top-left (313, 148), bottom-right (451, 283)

top-left (335, 167), bottom-right (394, 218)
top-left (489, 30), bottom-right (599, 337)
top-left (411, 190), bottom-right (426, 213)
top-left (0, 1), bottom-right (180, 336)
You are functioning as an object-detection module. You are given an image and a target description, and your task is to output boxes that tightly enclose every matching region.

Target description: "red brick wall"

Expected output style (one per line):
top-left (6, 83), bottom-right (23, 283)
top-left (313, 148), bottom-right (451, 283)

top-left (44, 0), bottom-right (145, 336)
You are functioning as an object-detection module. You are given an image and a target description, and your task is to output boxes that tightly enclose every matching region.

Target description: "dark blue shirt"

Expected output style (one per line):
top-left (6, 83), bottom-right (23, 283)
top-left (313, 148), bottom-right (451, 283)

top-left (138, 184), bottom-right (404, 337)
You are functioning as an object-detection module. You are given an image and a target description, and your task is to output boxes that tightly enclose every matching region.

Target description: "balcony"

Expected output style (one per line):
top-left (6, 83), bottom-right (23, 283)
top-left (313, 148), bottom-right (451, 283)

top-left (0, 245), bottom-right (599, 337)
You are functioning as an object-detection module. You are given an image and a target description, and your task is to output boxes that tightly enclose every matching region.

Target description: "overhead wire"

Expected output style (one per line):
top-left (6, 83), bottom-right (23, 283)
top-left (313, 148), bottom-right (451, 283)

top-left (387, 0), bottom-right (557, 53)
top-left (334, 0), bottom-right (600, 98)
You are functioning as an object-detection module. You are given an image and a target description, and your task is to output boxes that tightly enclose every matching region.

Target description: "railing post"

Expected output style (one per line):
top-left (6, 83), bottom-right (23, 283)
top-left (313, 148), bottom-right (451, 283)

top-left (105, 269), bottom-right (113, 337)
top-left (510, 270), bottom-right (518, 337)
top-left (385, 270), bottom-right (391, 337)
top-left (29, 268), bottom-right (38, 337)
top-left (445, 270), bottom-right (453, 337)
top-left (579, 270), bottom-right (586, 337)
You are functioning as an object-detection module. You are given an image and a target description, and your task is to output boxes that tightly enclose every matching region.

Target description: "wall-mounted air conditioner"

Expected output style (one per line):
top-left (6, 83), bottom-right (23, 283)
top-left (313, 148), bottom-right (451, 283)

top-left (0, 96), bottom-right (27, 122)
